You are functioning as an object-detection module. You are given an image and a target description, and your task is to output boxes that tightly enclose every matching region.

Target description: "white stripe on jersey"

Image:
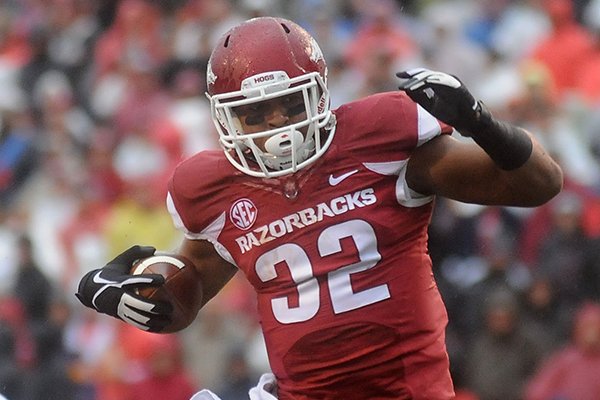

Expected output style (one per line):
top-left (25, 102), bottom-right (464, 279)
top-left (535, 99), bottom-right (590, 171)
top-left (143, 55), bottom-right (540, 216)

top-left (416, 104), bottom-right (444, 147)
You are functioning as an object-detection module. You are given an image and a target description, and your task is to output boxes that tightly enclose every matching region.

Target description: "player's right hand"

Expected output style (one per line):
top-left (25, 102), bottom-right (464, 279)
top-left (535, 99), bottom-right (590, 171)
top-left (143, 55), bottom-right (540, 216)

top-left (75, 245), bottom-right (173, 332)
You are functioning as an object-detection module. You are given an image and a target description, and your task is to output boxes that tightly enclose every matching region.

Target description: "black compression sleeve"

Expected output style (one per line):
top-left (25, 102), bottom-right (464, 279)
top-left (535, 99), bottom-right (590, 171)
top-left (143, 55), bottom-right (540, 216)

top-left (469, 103), bottom-right (533, 170)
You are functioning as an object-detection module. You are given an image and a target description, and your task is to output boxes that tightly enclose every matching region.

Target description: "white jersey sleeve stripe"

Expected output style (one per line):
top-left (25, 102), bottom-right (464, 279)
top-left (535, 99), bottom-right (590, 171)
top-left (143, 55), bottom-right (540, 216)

top-left (166, 192), bottom-right (238, 267)
top-left (416, 104), bottom-right (444, 147)
top-left (363, 161), bottom-right (434, 208)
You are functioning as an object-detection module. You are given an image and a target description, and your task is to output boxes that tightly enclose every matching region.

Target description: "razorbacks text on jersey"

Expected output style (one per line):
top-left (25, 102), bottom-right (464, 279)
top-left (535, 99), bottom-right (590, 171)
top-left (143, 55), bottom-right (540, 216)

top-left (167, 91), bottom-right (455, 399)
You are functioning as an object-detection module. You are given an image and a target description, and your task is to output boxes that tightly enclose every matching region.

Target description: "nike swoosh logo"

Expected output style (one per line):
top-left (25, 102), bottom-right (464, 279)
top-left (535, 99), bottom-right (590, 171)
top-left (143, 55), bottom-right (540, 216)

top-left (91, 270), bottom-right (154, 309)
top-left (329, 170), bottom-right (359, 186)
top-left (93, 271), bottom-right (113, 285)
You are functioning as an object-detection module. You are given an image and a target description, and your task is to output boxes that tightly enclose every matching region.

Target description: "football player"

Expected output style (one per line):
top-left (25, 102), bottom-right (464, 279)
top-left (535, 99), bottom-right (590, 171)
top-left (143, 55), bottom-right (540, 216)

top-left (76, 17), bottom-right (563, 399)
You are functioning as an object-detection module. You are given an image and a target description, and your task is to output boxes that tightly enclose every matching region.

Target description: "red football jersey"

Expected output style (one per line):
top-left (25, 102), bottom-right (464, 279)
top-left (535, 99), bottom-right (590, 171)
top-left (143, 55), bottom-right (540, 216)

top-left (167, 92), bottom-right (455, 399)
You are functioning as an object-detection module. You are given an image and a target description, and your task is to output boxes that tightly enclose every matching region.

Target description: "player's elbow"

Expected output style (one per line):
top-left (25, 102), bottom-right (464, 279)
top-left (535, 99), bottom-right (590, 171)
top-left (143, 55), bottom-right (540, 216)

top-left (528, 162), bottom-right (564, 206)
top-left (548, 164), bottom-right (564, 197)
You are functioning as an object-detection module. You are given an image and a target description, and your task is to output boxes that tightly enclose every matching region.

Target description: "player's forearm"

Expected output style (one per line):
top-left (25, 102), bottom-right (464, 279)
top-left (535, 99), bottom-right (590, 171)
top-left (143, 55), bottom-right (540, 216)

top-left (178, 238), bottom-right (238, 307)
top-left (497, 134), bottom-right (563, 206)
top-left (464, 105), bottom-right (563, 206)
top-left (466, 104), bottom-right (534, 170)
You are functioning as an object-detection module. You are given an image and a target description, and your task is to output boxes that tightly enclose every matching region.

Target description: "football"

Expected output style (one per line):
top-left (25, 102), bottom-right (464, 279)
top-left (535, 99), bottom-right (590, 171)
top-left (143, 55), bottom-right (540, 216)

top-left (130, 253), bottom-right (203, 333)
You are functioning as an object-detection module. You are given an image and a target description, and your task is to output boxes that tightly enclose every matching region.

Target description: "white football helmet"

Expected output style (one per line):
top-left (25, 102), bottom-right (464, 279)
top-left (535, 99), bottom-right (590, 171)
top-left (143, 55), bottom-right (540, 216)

top-left (206, 17), bottom-right (336, 178)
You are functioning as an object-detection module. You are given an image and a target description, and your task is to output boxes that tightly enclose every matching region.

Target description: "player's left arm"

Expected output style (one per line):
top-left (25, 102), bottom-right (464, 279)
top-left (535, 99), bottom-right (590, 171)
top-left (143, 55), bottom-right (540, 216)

top-left (177, 237), bottom-right (238, 308)
top-left (398, 68), bottom-right (563, 207)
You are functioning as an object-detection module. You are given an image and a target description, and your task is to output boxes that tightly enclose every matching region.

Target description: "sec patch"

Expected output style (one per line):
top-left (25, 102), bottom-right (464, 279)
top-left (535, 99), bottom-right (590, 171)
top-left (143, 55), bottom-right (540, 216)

top-left (230, 198), bottom-right (257, 230)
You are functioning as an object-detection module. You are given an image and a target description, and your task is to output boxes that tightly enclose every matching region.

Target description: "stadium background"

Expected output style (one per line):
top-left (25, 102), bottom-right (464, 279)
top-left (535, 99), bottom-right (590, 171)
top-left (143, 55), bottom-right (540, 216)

top-left (1, 0), bottom-right (600, 399)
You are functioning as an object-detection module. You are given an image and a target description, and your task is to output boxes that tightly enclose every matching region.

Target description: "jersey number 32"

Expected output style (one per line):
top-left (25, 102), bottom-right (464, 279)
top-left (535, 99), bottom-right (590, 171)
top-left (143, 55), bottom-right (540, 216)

top-left (255, 219), bottom-right (391, 324)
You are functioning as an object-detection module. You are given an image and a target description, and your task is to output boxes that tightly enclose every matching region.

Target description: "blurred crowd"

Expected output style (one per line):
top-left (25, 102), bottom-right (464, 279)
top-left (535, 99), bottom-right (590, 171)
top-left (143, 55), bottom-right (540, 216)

top-left (1, 0), bottom-right (600, 399)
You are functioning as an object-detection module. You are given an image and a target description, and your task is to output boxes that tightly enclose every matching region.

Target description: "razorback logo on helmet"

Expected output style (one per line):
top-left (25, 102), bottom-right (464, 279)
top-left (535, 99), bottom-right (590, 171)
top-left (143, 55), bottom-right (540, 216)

top-left (206, 61), bottom-right (216, 87)
top-left (230, 198), bottom-right (258, 230)
top-left (309, 37), bottom-right (324, 64)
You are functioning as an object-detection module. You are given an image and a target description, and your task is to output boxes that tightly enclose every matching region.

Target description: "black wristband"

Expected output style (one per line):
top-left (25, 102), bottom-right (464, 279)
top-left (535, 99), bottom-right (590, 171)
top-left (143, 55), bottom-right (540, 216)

top-left (469, 102), bottom-right (533, 170)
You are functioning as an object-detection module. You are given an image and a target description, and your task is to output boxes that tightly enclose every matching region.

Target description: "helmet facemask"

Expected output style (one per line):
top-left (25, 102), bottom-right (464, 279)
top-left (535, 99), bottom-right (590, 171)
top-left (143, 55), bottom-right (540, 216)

top-left (209, 71), bottom-right (335, 178)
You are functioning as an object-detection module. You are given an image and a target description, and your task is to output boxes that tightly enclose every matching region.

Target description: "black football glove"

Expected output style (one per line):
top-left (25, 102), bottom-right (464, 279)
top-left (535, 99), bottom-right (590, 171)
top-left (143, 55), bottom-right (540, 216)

top-left (75, 245), bottom-right (173, 332)
top-left (397, 68), bottom-right (487, 135)
top-left (398, 67), bottom-right (534, 170)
